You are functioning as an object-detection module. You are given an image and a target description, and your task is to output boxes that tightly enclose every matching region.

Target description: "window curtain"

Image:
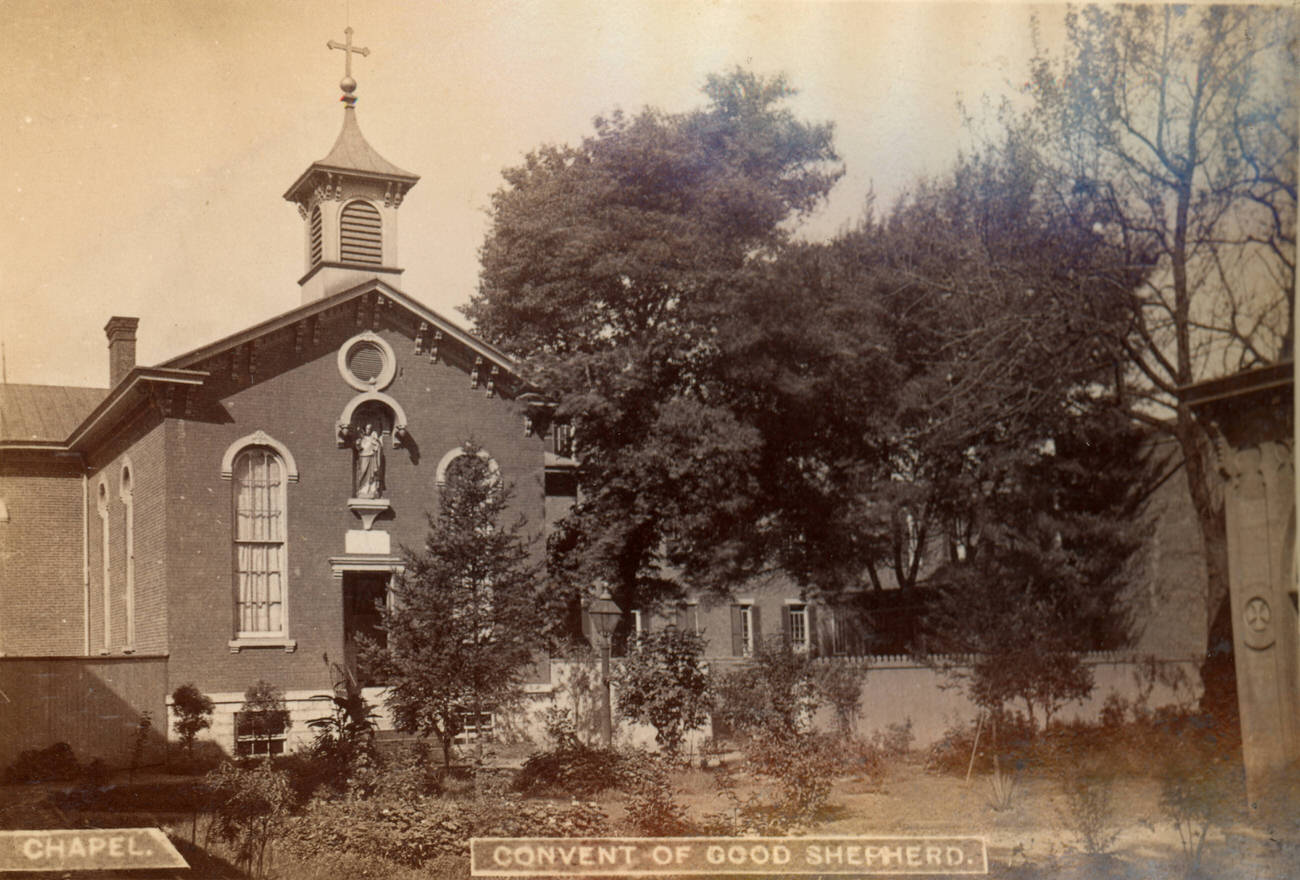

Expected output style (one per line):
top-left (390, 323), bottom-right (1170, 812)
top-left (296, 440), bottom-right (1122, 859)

top-left (235, 450), bottom-right (284, 634)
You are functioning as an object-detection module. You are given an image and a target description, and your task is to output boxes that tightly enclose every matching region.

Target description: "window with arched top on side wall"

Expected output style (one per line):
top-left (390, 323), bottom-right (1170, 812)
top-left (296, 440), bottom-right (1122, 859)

top-left (119, 460), bottom-right (135, 650)
top-left (434, 446), bottom-right (500, 487)
top-left (96, 479), bottom-right (110, 653)
top-left (231, 447), bottom-right (288, 639)
top-left (309, 204), bottom-right (323, 266)
top-left (339, 199), bottom-right (382, 266)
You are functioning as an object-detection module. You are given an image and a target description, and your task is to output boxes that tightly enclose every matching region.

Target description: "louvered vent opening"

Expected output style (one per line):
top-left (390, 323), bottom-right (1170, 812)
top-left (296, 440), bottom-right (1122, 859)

top-left (340, 201), bottom-right (383, 266)
top-left (346, 342), bottom-right (386, 383)
top-left (309, 206), bottom-right (323, 265)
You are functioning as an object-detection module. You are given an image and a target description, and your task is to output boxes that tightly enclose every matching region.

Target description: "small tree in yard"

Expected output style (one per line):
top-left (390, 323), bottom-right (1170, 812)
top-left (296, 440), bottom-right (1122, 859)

top-left (714, 636), bottom-right (820, 741)
top-left (238, 681), bottom-right (292, 758)
top-left (614, 627), bottom-right (711, 760)
top-left (206, 759), bottom-right (295, 879)
top-left (369, 443), bottom-right (543, 769)
top-left (171, 683), bottom-right (215, 758)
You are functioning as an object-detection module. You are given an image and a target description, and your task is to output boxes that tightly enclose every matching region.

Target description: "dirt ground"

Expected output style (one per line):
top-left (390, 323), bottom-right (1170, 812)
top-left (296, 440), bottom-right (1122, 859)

top-left (661, 760), bottom-right (1298, 880)
top-left (3, 760), bottom-right (1298, 879)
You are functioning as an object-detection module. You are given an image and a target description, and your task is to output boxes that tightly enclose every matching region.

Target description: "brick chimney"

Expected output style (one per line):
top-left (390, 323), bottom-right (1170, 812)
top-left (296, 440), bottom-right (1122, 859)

top-left (104, 317), bottom-right (139, 389)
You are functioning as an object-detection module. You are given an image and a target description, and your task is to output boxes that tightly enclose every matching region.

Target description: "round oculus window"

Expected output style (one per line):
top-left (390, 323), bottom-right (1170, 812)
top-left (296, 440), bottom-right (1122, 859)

top-left (347, 341), bottom-right (386, 383)
top-left (337, 332), bottom-right (397, 391)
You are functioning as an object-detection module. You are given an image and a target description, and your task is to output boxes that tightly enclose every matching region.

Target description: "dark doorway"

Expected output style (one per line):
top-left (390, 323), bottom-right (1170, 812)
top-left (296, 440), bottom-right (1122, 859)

top-left (343, 571), bottom-right (389, 686)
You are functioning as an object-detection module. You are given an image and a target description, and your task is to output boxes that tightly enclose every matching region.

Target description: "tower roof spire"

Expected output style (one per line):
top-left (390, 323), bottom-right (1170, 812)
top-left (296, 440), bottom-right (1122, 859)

top-left (282, 26), bottom-right (418, 205)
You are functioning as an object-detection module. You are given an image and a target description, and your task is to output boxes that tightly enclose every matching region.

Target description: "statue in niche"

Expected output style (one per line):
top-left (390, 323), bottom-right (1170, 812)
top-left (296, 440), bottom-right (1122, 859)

top-left (354, 422), bottom-right (385, 499)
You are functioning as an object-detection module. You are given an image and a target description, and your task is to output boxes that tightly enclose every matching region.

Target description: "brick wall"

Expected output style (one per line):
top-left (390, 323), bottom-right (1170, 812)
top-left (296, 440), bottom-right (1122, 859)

top-left (162, 301), bottom-right (549, 700)
top-left (0, 455), bottom-right (86, 656)
top-left (0, 656), bottom-right (168, 769)
top-left (83, 409), bottom-right (169, 658)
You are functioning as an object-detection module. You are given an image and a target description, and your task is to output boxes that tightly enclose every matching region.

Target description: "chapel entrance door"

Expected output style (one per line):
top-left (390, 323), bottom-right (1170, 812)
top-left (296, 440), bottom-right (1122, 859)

top-left (343, 571), bottom-right (389, 686)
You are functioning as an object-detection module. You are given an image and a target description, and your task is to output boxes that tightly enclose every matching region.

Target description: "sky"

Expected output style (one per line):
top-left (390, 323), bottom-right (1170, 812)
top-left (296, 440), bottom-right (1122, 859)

top-left (2, 0), bottom-right (1065, 389)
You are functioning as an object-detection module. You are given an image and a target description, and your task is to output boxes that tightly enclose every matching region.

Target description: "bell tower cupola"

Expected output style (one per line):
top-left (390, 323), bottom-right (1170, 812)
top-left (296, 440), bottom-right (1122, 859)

top-left (284, 27), bottom-right (419, 304)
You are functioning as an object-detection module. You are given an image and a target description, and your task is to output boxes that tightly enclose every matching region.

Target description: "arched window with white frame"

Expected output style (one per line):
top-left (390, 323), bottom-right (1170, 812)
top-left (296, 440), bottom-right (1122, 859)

top-left (96, 479), bottom-right (110, 653)
top-left (119, 461), bottom-right (135, 650)
top-left (232, 447), bottom-right (288, 637)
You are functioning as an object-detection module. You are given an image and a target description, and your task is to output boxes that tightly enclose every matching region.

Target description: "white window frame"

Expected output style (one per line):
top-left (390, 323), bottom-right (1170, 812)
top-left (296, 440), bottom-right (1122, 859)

top-left (739, 603), bottom-right (754, 656)
top-left (454, 712), bottom-right (495, 744)
top-left (788, 603), bottom-right (809, 653)
top-left (96, 478), bottom-right (110, 654)
top-left (119, 459), bottom-right (135, 651)
top-left (222, 432), bottom-right (297, 652)
top-left (435, 445), bottom-right (500, 487)
top-left (234, 710), bottom-right (289, 756)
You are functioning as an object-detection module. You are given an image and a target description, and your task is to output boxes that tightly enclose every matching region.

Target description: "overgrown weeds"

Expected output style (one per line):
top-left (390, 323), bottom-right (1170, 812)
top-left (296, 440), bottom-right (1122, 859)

top-left (204, 760), bottom-right (296, 879)
top-left (1058, 759), bottom-right (1120, 855)
top-left (1158, 745), bottom-right (1241, 879)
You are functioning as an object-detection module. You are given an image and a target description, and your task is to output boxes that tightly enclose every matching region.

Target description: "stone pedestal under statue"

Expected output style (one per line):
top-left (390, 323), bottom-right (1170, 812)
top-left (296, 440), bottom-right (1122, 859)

top-left (1184, 362), bottom-right (1296, 812)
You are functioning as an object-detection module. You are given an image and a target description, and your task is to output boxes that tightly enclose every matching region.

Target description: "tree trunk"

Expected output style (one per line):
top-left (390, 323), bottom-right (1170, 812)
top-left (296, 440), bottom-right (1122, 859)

top-left (1172, 412), bottom-right (1237, 727)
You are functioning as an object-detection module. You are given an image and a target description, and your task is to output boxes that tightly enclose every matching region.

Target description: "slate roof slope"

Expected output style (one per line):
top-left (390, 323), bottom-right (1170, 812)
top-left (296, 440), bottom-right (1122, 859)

top-left (0, 383), bottom-right (107, 442)
top-left (317, 106), bottom-right (418, 179)
top-left (284, 107), bottom-right (418, 203)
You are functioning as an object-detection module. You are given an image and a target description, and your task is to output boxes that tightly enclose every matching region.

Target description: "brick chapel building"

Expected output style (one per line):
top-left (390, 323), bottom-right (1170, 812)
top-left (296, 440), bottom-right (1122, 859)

top-left (0, 60), bottom-right (582, 762)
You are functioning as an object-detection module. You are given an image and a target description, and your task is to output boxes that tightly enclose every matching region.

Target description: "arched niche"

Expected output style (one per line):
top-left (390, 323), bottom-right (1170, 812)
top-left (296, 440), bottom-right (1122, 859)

top-left (337, 391), bottom-right (409, 448)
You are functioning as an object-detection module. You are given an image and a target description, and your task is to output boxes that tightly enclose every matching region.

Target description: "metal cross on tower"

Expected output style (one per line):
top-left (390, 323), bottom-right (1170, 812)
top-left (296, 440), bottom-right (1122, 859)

top-left (328, 26), bottom-right (370, 105)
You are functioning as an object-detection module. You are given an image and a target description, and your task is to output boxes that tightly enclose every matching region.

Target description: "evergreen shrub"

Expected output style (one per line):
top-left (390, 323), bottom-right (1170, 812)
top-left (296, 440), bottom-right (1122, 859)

top-left (514, 744), bottom-right (629, 798)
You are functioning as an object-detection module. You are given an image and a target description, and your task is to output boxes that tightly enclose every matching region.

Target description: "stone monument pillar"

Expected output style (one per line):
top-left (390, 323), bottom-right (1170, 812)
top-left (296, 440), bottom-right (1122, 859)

top-left (1184, 362), bottom-right (1296, 810)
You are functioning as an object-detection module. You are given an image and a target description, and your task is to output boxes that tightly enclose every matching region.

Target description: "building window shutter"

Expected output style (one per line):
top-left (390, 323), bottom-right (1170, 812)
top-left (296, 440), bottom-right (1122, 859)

top-left (751, 605), bottom-right (762, 649)
top-left (730, 606), bottom-right (743, 656)
top-left (339, 200), bottom-right (383, 266)
top-left (781, 606), bottom-right (792, 646)
top-left (807, 605), bottom-right (818, 657)
top-left (309, 205), bottom-right (323, 266)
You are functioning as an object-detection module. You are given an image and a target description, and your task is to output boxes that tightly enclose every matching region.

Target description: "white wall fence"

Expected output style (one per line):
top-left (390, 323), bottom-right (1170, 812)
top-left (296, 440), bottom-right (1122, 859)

top-left (525, 652), bottom-right (1204, 752)
top-left (181, 652), bottom-right (1204, 757)
top-left (807, 652), bottom-right (1202, 747)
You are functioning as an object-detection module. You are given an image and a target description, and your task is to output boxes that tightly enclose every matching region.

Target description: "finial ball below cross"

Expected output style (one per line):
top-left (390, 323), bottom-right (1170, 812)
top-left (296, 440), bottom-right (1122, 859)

top-left (328, 26), bottom-right (370, 106)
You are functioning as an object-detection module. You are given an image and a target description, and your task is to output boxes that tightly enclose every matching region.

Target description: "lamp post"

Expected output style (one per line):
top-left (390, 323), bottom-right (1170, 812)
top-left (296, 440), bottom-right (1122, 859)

top-left (589, 588), bottom-right (622, 747)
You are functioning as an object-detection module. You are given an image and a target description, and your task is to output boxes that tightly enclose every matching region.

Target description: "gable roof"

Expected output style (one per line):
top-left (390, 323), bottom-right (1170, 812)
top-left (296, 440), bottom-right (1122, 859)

top-left (1, 282), bottom-right (521, 453)
top-left (0, 384), bottom-right (107, 443)
top-left (161, 278), bottom-right (521, 380)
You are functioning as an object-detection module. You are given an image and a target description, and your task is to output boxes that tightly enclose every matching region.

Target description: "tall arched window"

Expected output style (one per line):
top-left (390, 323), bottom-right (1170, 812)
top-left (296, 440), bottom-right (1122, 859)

top-left (339, 200), bottom-right (382, 266)
top-left (119, 462), bottom-right (135, 650)
top-left (97, 479), bottom-right (110, 653)
top-left (233, 448), bottom-right (287, 637)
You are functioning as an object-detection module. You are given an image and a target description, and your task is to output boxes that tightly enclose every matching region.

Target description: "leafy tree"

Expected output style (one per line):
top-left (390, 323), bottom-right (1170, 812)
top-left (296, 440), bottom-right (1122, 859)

top-left (467, 69), bottom-right (843, 613)
top-left (369, 444), bottom-right (542, 769)
top-left (806, 128), bottom-right (1156, 728)
top-left (1025, 4), bottom-right (1297, 714)
top-left (171, 683), bottom-right (215, 757)
top-left (613, 627), bottom-right (711, 759)
top-left (825, 122), bottom-right (1151, 596)
top-left (923, 403), bottom-right (1153, 729)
